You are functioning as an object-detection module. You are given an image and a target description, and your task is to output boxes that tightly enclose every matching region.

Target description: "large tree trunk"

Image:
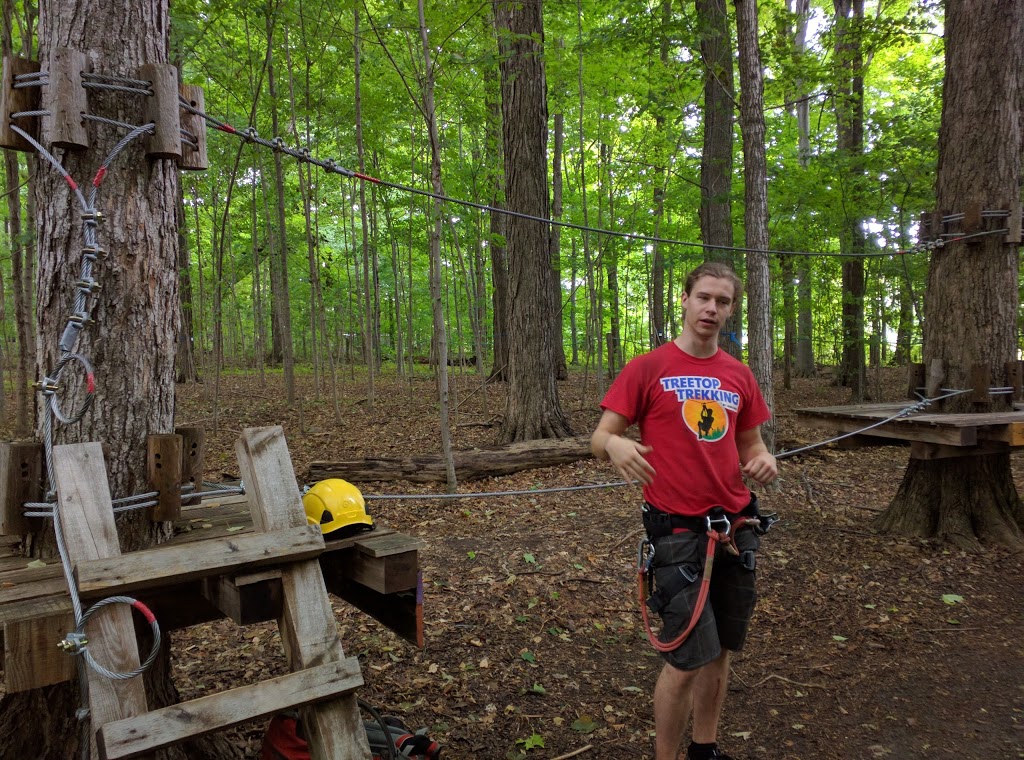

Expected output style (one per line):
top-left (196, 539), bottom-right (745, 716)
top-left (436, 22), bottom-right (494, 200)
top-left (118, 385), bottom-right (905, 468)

top-left (697, 0), bottom-right (741, 359)
top-left (550, 110), bottom-right (568, 381)
top-left (494, 0), bottom-right (573, 442)
top-left (875, 0), bottom-right (1024, 550)
top-left (0, 0), bottom-right (186, 755)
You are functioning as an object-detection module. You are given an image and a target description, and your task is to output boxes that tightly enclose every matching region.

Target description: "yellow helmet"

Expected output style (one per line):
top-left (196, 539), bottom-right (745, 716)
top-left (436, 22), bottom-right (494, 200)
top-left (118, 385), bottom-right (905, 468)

top-left (302, 479), bottom-right (374, 536)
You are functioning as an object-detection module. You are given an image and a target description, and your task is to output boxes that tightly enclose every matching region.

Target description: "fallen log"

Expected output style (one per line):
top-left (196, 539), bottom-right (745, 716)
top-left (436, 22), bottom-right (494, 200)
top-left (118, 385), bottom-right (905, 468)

top-left (308, 435), bottom-right (594, 483)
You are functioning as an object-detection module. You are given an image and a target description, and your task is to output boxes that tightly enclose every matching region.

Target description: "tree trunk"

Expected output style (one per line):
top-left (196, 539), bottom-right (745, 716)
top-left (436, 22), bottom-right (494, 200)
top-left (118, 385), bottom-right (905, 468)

top-left (484, 50), bottom-right (508, 382)
top-left (833, 0), bottom-right (866, 399)
top-left (495, 0), bottom-right (573, 442)
top-left (876, 0), bottom-right (1024, 550)
top-left (355, 4), bottom-right (376, 410)
top-left (418, 0), bottom-right (457, 491)
top-left (266, 3), bottom-right (295, 404)
top-left (735, 0), bottom-right (776, 452)
top-left (0, 0), bottom-right (210, 756)
top-left (550, 110), bottom-right (568, 380)
top-left (698, 0), bottom-right (741, 359)
top-left (310, 435), bottom-right (594, 484)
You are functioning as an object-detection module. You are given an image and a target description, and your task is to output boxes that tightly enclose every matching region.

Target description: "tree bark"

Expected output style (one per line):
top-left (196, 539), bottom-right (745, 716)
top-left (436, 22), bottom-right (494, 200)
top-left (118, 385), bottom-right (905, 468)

top-left (734, 0), bottom-right (776, 452)
top-left (876, 0), bottom-right (1024, 550)
top-left (310, 435), bottom-right (594, 484)
top-left (833, 0), bottom-right (866, 399)
top-left (495, 0), bottom-right (573, 442)
top-left (697, 0), bottom-right (741, 359)
top-left (484, 47), bottom-right (508, 382)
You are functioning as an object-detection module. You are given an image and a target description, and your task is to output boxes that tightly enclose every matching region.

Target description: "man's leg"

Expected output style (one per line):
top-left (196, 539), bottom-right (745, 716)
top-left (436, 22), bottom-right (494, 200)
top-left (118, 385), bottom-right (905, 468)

top-left (691, 649), bottom-right (731, 743)
top-left (654, 662), bottom-right (699, 760)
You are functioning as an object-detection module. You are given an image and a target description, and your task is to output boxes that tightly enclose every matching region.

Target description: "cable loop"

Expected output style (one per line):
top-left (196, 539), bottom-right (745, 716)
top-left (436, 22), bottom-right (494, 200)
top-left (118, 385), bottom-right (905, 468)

top-left (47, 352), bottom-right (96, 425)
top-left (74, 596), bottom-right (161, 680)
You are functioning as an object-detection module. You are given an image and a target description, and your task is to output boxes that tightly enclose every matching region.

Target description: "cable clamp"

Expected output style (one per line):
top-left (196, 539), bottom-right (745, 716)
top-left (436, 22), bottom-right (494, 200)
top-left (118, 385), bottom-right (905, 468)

top-left (33, 376), bottom-right (60, 395)
top-left (243, 127), bottom-right (258, 142)
top-left (58, 632), bottom-right (89, 655)
top-left (299, 146), bottom-right (311, 159)
top-left (75, 278), bottom-right (102, 294)
top-left (82, 245), bottom-right (107, 261)
top-left (68, 311), bottom-right (92, 326)
top-left (271, 136), bottom-right (286, 151)
top-left (80, 209), bottom-right (104, 224)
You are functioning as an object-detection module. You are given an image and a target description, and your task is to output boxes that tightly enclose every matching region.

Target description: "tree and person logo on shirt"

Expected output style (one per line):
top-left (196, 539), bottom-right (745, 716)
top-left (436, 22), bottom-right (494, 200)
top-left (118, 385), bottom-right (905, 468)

top-left (660, 375), bottom-right (739, 443)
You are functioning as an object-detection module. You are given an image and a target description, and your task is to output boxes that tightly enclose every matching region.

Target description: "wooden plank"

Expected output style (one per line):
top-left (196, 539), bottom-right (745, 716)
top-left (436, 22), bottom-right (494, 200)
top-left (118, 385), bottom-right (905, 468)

top-left (178, 84), bottom-right (208, 170)
top-left (138, 63), bottom-right (181, 160)
top-left (53, 442), bottom-right (150, 760)
top-left (798, 415), bottom-right (978, 446)
top-left (3, 611), bottom-right (76, 691)
top-left (0, 55), bottom-right (40, 151)
top-left (75, 524), bottom-right (324, 599)
top-left (0, 441), bottom-right (43, 537)
top-left (910, 441), bottom-right (1010, 460)
top-left (235, 426), bottom-right (371, 760)
top-left (326, 572), bottom-right (424, 649)
top-left (176, 426), bottom-right (205, 507)
top-left (353, 531), bottom-right (425, 558)
top-left (147, 434), bottom-right (182, 522)
top-left (321, 548), bottom-right (418, 596)
top-left (200, 570), bottom-right (282, 625)
top-left (979, 422), bottom-right (1024, 447)
top-left (44, 47), bottom-right (88, 150)
top-left (97, 656), bottom-right (363, 760)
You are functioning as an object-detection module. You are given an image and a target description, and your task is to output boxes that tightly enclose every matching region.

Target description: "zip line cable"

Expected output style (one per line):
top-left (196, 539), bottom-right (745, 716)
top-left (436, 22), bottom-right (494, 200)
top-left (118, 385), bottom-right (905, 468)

top-left (182, 98), bottom-right (1011, 260)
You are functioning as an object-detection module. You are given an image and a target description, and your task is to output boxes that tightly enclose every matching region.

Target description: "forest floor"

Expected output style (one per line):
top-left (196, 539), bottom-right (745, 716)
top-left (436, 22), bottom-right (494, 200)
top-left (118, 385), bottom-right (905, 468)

top-left (14, 363), bottom-right (1024, 759)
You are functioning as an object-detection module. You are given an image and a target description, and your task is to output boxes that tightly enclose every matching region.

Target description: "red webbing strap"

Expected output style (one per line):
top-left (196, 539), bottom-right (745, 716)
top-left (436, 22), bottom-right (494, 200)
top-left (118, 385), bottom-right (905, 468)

top-left (639, 516), bottom-right (756, 654)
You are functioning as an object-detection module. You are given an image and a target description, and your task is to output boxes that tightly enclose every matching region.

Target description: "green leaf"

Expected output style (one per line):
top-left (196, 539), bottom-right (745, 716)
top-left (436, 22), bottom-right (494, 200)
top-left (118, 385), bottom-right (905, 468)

top-left (467, 551), bottom-right (476, 559)
top-left (523, 733), bottom-right (544, 749)
top-left (942, 594), bottom-right (964, 605)
top-left (528, 683), bottom-right (546, 695)
top-left (832, 635), bottom-right (848, 642)
top-left (523, 553), bottom-right (536, 565)
top-left (527, 597), bottom-right (539, 609)
top-left (521, 650), bottom-right (537, 663)
top-left (571, 716), bottom-right (598, 734)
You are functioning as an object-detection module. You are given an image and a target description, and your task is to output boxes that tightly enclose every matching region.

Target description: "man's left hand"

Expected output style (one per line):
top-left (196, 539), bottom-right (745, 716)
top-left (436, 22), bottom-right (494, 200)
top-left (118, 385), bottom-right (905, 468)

top-left (741, 452), bottom-right (778, 485)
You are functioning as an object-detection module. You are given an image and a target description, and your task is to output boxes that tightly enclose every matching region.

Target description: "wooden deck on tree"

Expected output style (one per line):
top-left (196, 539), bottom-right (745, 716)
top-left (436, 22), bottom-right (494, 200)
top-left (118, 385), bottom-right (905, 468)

top-left (795, 401), bottom-right (1024, 458)
top-left (0, 446), bottom-right (424, 701)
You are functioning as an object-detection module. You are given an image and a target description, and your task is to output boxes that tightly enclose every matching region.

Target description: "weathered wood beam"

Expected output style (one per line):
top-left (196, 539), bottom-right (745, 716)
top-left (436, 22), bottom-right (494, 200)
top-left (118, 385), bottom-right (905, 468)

top-left (75, 524), bottom-right (324, 599)
top-left (97, 657), bottom-right (363, 760)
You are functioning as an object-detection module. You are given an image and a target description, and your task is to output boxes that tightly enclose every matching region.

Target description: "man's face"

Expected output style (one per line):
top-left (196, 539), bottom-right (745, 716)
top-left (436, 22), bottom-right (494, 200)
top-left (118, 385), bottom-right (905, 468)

top-left (681, 276), bottom-right (736, 339)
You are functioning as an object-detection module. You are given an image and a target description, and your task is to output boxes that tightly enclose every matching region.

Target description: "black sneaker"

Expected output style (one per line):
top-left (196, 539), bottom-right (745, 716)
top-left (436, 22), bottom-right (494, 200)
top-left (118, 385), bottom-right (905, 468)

top-left (686, 747), bottom-right (734, 760)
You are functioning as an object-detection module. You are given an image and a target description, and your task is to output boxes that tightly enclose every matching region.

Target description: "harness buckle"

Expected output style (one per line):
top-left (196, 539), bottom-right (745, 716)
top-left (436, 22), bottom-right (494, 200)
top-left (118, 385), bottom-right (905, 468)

top-left (754, 512), bottom-right (780, 536)
top-left (705, 507), bottom-right (731, 537)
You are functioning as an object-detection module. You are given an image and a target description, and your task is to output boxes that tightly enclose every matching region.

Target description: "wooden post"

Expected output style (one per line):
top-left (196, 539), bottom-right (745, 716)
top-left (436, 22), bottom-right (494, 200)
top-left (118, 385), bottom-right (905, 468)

top-left (1006, 360), bottom-right (1023, 401)
top-left (926, 358), bottom-right (946, 399)
top-left (0, 56), bottom-right (41, 152)
top-left (0, 441), bottom-right (43, 536)
top-left (178, 83), bottom-right (208, 170)
top-left (42, 47), bottom-right (88, 150)
top-left (138, 63), bottom-right (180, 160)
top-left (176, 425), bottom-right (204, 507)
top-left (52, 442), bottom-right (151, 760)
top-left (970, 363), bottom-right (991, 404)
top-left (235, 426), bottom-right (371, 760)
top-left (907, 363), bottom-right (925, 399)
top-left (1007, 199), bottom-right (1022, 245)
top-left (147, 434), bottom-right (182, 522)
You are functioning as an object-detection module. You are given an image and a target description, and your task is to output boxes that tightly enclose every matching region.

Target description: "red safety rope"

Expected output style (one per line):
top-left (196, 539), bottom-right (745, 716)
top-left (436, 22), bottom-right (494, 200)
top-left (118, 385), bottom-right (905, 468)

top-left (639, 517), bottom-right (756, 653)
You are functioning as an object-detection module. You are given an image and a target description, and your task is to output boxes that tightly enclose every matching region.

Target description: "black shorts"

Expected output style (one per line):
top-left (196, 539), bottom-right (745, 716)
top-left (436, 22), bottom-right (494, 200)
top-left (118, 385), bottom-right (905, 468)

top-left (649, 527), bottom-right (760, 671)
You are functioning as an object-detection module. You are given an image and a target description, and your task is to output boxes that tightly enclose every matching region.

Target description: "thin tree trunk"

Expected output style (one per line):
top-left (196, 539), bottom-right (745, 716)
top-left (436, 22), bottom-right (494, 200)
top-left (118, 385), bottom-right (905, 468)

top-left (735, 0), bottom-right (776, 451)
top-left (355, 4), bottom-right (375, 410)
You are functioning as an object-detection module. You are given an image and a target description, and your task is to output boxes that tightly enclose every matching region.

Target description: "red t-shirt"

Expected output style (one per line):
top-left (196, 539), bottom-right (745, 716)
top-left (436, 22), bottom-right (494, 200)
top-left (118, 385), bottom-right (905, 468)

top-left (600, 342), bottom-right (771, 516)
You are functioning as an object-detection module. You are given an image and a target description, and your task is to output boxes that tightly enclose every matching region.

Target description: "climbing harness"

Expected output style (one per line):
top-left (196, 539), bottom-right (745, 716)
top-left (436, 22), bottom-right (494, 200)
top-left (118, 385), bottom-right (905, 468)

top-left (637, 502), bottom-right (778, 653)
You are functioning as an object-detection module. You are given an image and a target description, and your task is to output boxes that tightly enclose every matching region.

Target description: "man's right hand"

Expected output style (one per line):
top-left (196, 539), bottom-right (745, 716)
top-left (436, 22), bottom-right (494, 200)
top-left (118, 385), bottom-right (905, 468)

top-left (605, 434), bottom-right (656, 486)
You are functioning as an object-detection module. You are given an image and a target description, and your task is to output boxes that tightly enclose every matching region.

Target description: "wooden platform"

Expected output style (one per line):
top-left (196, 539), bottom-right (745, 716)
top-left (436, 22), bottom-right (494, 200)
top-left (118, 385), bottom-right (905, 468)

top-left (795, 401), bottom-right (1024, 458)
top-left (0, 488), bottom-right (424, 695)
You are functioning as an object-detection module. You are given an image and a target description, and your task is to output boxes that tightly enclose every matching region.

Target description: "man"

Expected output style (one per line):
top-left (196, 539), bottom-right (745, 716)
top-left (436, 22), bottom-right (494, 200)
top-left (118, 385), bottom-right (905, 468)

top-left (591, 262), bottom-right (777, 760)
